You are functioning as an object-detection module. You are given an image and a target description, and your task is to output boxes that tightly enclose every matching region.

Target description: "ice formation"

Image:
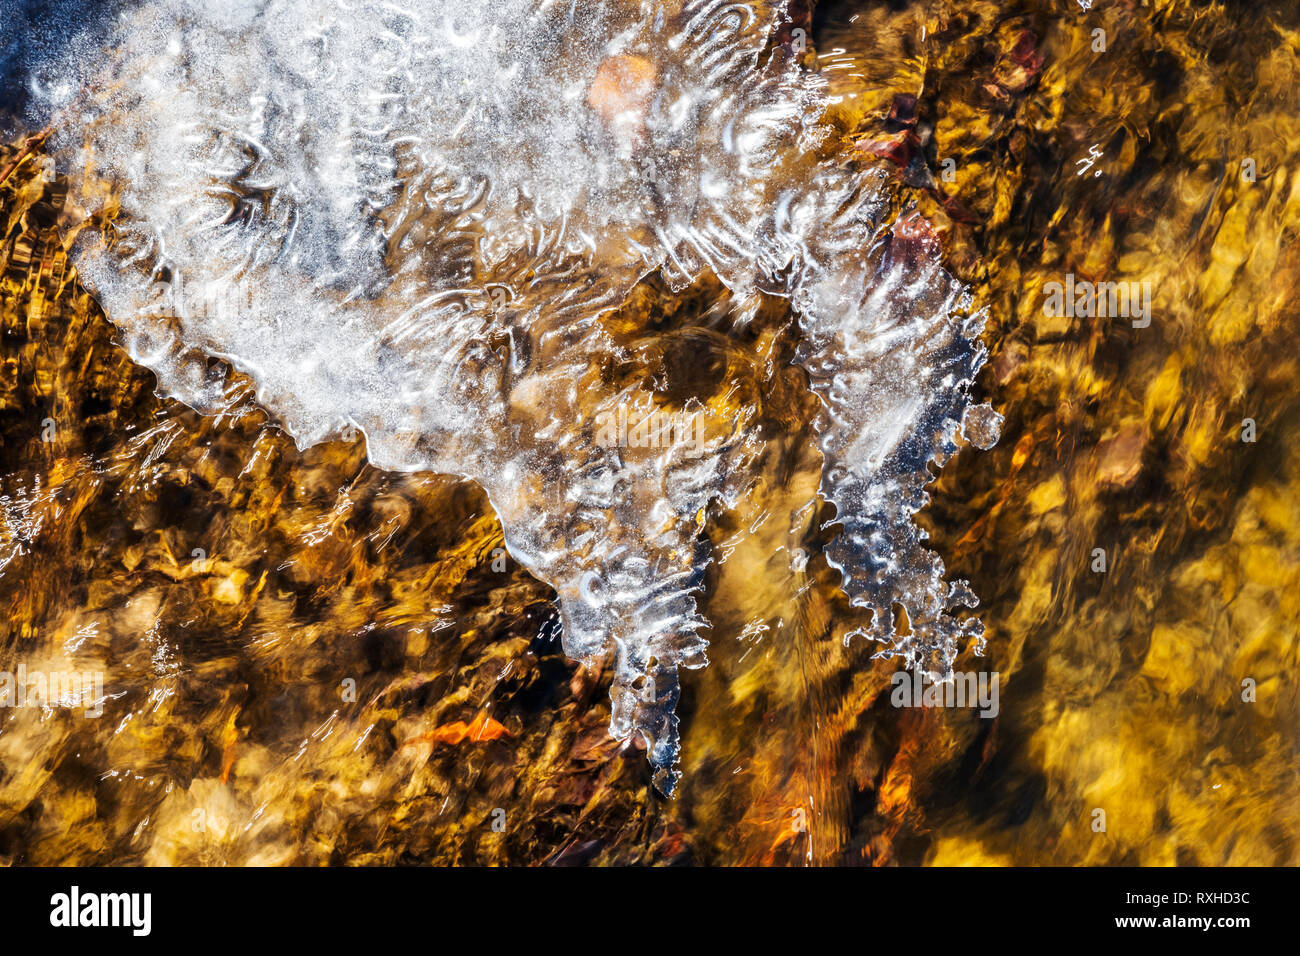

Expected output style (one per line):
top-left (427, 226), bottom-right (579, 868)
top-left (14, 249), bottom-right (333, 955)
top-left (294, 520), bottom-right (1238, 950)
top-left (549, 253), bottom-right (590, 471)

top-left (26, 0), bottom-right (1000, 792)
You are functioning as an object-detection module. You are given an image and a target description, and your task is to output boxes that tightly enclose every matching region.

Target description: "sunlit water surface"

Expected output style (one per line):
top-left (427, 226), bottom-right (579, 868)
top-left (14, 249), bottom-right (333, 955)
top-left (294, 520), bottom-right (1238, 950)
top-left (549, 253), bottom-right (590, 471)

top-left (0, 0), bottom-right (1297, 864)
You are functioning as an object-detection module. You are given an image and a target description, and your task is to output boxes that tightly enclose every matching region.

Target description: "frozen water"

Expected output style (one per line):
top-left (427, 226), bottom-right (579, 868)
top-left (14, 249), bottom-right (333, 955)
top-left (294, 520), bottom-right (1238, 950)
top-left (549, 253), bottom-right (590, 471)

top-left (26, 0), bottom-right (998, 793)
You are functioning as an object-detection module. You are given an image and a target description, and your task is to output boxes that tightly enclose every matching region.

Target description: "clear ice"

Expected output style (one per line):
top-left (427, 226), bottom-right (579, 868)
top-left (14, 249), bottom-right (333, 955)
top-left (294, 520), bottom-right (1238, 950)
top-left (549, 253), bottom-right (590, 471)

top-left (26, 0), bottom-right (1000, 793)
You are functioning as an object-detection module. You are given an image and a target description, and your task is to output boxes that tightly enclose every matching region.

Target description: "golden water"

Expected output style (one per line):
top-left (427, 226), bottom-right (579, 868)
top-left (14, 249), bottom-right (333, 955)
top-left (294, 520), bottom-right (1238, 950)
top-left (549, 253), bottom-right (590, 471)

top-left (1, 0), bottom-right (1298, 865)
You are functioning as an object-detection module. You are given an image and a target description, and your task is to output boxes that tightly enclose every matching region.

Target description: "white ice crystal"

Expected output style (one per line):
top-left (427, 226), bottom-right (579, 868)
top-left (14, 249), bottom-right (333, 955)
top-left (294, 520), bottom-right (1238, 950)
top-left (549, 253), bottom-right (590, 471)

top-left (29, 0), bottom-right (999, 792)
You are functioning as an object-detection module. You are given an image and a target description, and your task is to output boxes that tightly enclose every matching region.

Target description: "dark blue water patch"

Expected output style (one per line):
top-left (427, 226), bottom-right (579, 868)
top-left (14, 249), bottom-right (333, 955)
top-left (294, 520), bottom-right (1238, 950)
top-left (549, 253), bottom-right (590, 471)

top-left (0, 0), bottom-right (130, 135)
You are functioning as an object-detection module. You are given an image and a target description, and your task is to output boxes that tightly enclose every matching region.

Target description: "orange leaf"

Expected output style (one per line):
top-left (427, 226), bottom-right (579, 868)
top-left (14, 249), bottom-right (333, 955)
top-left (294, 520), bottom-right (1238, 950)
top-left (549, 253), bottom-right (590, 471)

top-left (402, 711), bottom-right (510, 750)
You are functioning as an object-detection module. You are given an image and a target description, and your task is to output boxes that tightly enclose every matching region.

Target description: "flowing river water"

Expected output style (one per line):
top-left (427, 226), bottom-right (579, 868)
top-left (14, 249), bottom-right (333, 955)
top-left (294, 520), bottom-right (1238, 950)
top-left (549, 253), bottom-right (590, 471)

top-left (0, 0), bottom-right (1297, 865)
